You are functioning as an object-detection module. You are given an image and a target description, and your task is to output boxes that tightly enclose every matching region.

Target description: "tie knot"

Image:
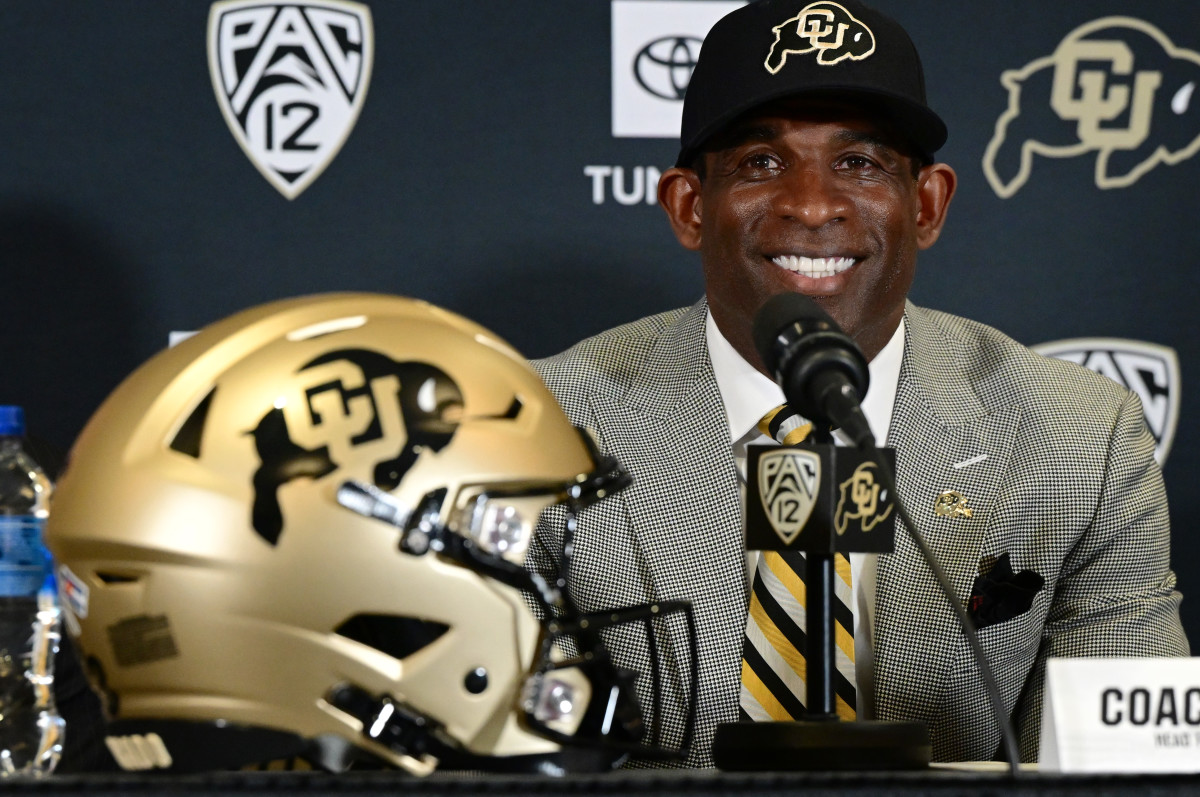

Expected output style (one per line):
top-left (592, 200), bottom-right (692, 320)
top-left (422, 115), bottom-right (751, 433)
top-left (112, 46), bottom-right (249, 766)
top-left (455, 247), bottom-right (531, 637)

top-left (757, 404), bottom-right (813, 446)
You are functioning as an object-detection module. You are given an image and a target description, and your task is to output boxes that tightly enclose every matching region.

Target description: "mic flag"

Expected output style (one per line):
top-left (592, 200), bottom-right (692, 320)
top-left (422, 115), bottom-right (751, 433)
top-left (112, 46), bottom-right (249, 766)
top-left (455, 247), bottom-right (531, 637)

top-left (745, 442), bottom-right (896, 554)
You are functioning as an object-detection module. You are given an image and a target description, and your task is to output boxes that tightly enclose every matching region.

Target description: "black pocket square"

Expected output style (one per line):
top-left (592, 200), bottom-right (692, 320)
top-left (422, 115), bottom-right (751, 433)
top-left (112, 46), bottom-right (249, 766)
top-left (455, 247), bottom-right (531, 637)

top-left (967, 552), bottom-right (1044, 629)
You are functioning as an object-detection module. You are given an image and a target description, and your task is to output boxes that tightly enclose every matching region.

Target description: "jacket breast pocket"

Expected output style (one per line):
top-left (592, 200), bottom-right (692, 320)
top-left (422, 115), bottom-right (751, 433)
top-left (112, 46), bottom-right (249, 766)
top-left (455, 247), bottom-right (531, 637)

top-left (956, 591), bottom-right (1046, 676)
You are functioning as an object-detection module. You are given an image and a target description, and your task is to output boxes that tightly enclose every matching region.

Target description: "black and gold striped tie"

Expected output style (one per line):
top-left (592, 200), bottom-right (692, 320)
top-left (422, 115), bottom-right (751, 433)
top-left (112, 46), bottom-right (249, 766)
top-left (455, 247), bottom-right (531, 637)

top-left (740, 404), bottom-right (857, 721)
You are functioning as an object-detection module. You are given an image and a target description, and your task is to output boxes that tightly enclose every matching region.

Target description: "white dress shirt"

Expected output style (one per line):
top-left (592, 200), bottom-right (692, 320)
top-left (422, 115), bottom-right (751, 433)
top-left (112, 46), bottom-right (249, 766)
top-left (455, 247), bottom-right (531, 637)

top-left (705, 308), bottom-right (904, 718)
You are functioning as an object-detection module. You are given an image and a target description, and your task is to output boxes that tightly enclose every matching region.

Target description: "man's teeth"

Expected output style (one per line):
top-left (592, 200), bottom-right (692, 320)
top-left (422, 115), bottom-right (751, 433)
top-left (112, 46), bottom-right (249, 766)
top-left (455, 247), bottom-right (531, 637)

top-left (771, 255), bottom-right (856, 277)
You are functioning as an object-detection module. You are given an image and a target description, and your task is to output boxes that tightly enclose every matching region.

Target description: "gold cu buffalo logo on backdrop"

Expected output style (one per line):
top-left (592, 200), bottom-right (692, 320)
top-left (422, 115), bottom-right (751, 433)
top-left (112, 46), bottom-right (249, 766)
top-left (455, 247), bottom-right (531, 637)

top-left (984, 17), bottom-right (1200, 198)
top-left (834, 461), bottom-right (892, 536)
top-left (765, 1), bottom-right (875, 74)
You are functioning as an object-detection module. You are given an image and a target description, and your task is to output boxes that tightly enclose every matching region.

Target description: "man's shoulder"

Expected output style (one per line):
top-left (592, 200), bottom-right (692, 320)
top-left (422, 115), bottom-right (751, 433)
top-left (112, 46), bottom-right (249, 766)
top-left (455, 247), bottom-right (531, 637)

top-left (531, 303), bottom-right (702, 409)
top-left (908, 304), bottom-right (1133, 419)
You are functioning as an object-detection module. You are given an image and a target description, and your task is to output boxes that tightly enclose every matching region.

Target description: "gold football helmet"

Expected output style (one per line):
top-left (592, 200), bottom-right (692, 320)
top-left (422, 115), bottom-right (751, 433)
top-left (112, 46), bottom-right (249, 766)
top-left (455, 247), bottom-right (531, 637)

top-left (45, 293), bottom-right (696, 774)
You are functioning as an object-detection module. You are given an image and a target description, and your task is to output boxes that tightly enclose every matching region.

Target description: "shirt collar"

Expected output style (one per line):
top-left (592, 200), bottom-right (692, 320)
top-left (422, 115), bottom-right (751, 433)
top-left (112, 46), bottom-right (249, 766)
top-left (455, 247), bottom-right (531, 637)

top-left (706, 307), bottom-right (904, 447)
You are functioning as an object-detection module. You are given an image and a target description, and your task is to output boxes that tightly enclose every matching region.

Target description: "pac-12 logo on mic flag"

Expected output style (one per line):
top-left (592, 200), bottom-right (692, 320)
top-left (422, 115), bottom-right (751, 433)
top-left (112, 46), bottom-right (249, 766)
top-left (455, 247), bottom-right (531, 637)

top-left (207, 1), bottom-right (373, 199)
top-left (757, 448), bottom-right (820, 545)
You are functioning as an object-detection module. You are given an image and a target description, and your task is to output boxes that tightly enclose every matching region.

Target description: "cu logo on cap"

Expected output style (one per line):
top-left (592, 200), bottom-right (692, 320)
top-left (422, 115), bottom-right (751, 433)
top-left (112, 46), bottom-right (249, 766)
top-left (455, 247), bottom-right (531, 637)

top-left (634, 35), bottom-right (703, 100)
top-left (765, 1), bottom-right (876, 74)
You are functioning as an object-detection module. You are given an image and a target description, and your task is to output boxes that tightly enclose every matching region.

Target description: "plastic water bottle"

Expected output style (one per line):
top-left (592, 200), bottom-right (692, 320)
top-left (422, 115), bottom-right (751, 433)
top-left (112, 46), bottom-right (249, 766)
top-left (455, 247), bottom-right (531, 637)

top-left (0, 407), bottom-right (63, 776)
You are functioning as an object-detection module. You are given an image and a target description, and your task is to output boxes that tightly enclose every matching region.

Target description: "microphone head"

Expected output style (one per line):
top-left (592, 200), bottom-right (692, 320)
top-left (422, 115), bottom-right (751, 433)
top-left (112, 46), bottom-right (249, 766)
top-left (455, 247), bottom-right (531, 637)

top-left (751, 293), bottom-right (870, 421)
top-left (752, 293), bottom-right (832, 371)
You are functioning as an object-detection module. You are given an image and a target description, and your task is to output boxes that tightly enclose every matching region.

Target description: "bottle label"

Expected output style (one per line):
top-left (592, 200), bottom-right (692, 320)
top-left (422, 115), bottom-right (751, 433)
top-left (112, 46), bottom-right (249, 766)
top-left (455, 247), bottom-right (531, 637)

top-left (0, 516), bottom-right (50, 597)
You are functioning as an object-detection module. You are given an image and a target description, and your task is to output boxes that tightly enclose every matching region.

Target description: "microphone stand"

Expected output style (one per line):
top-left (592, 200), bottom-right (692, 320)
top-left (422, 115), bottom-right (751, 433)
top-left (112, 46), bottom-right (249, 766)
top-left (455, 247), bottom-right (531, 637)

top-left (738, 294), bottom-right (1022, 773)
top-left (712, 425), bottom-right (930, 771)
top-left (804, 424), bottom-right (839, 723)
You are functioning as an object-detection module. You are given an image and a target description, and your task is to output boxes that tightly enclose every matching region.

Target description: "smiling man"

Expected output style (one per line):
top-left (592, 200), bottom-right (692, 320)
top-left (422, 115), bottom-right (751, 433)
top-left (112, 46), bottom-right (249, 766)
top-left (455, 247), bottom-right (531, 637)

top-left (662, 99), bottom-right (954, 368)
top-left (531, 0), bottom-right (1186, 767)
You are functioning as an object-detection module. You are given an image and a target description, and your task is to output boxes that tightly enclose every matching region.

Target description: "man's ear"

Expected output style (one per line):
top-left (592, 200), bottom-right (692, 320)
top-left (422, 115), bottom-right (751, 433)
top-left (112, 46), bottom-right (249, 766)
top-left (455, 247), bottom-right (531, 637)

top-left (657, 167), bottom-right (704, 251)
top-left (915, 162), bottom-right (956, 250)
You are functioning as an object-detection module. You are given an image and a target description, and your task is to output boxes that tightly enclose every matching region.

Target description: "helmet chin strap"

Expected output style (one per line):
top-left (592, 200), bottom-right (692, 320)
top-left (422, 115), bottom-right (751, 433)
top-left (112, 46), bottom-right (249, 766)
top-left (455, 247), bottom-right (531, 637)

top-left (324, 685), bottom-right (443, 775)
top-left (325, 683), bottom-right (619, 776)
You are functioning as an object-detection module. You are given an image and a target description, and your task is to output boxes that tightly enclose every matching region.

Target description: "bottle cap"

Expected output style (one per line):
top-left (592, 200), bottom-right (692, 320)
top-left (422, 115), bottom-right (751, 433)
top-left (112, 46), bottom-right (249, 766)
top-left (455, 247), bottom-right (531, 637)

top-left (0, 406), bottom-right (26, 437)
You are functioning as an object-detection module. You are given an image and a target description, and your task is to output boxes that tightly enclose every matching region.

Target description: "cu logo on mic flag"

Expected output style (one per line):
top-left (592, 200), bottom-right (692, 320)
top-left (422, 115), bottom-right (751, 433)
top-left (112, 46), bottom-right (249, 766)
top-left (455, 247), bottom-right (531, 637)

top-left (208, 1), bottom-right (374, 199)
top-left (834, 461), bottom-right (892, 536)
top-left (746, 445), bottom-right (896, 553)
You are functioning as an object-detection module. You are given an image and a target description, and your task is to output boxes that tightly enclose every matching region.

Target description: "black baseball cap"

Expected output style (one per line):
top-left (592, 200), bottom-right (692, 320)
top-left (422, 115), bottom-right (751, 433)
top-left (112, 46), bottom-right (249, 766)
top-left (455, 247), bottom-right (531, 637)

top-left (677, 0), bottom-right (947, 167)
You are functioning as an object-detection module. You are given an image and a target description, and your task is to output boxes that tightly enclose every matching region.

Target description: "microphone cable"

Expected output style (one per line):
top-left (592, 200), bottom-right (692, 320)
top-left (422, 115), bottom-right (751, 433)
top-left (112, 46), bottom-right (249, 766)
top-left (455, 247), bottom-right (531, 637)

top-left (859, 433), bottom-right (1023, 776)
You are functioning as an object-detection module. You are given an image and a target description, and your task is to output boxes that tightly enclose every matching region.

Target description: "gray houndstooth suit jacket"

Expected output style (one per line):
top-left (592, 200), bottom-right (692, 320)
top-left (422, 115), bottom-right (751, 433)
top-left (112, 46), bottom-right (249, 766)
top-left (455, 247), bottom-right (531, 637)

top-left (530, 298), bottom-right (1187, 766)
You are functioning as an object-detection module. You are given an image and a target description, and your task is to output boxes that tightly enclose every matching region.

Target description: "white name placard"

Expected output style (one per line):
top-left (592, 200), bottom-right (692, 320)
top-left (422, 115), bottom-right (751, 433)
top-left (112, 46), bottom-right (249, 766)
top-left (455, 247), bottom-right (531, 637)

top-left (1040, 657), bottom-right (1200, 772)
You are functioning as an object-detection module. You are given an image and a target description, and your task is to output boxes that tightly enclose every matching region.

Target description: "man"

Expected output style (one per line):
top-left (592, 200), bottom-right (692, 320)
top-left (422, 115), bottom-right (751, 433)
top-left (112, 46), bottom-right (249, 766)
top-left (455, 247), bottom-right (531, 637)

top-left (531, 0), bottom-right (1186, 766)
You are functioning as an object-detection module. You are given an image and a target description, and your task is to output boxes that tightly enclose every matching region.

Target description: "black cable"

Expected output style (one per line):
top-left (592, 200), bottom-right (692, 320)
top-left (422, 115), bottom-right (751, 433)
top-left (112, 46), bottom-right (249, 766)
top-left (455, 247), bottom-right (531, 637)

top-left (863, 439), bottom-right (1023, 776)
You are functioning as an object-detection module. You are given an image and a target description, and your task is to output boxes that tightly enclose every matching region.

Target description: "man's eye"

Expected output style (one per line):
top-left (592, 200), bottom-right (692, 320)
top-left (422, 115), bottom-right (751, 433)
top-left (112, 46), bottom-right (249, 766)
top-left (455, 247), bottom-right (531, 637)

top-left (839, 154), bottom-right (877, 171)
top-left (741, 153), bottom-right (779, 172)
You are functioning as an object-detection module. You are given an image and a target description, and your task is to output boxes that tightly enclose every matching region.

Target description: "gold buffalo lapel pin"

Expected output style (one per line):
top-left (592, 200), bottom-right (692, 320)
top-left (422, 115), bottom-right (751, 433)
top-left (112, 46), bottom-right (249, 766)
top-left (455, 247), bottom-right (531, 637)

top-left (934, 489), bottom-right (974, 519)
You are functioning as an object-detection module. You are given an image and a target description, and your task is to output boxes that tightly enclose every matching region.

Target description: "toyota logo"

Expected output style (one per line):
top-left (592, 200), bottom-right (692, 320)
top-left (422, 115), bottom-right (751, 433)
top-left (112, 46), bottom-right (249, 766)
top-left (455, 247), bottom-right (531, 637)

top-left (634, 35), bottom-right (703, 101)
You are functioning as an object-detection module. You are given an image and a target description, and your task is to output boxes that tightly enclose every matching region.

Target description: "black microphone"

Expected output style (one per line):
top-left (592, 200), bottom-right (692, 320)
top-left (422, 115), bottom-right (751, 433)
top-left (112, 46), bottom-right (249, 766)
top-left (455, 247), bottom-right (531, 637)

top-left (747, 295), bottom-right (1023, 776)
top-left (751, 292), bottom-right (875, 448)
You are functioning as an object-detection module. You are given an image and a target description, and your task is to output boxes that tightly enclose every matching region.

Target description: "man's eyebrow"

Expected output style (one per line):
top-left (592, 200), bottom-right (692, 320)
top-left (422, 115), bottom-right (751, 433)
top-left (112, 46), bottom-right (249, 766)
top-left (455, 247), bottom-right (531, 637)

top-left (714, 123), bottom-right (779, 150)
top-left (832, 128), bottom-right (901, 154)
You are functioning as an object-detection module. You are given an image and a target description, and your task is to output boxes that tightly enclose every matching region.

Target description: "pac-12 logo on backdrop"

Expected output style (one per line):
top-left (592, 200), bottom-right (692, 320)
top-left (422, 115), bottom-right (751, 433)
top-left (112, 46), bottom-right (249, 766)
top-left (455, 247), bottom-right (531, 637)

top-left (207, 1), bottom-right (373, 199)
top-left (984, 17), bottom-right (1200, 198)
top-left (611, 1), bottom-right (743, 138)
top-left (1033, 338), bottom-right (1180, 466)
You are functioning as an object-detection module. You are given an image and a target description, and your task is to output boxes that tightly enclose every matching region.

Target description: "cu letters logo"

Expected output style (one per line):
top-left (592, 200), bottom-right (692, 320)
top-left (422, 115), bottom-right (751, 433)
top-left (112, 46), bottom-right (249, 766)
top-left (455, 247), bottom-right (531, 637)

top-left (765, 1), bottom-right (875, 74)
top-left (208, 0), bottom-right (374, 199)
top-left (248, 349), bottom-right (464, 545)
top-left (757, 448), bottom-right (820, 545)
top-left (984, 17), bottom-right (1200, 197)
top-left (1033, 338), bottom-right (1180, 466)
top-left (834, 461), bottom-right (892, 536)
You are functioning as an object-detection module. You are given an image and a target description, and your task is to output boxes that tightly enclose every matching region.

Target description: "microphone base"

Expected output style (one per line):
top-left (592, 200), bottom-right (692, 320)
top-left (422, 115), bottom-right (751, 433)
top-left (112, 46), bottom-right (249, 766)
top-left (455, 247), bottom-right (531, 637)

top-left (711, 718), bottom-right (930, 771)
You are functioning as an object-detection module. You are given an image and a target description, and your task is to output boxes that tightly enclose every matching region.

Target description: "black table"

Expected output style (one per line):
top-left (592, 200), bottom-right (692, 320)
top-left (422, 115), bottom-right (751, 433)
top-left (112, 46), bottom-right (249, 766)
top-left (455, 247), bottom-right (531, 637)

top-left (13, 767), bottom-right (1200, 797)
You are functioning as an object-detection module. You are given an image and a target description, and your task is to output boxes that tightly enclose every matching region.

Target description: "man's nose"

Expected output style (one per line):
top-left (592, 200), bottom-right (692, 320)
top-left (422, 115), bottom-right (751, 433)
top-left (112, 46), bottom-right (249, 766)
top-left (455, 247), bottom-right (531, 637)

top-left (771, 167), bottom-right (849, 227)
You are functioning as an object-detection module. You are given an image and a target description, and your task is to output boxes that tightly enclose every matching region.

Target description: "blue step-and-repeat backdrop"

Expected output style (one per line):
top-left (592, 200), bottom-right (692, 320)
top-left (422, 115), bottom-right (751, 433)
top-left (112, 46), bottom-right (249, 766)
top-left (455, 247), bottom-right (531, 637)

top-left (1, 1), bottom-right (1196, 637)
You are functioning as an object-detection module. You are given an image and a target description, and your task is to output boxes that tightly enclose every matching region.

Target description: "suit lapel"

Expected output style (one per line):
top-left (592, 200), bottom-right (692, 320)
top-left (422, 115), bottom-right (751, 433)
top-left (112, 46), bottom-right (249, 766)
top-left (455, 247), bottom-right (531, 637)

top-left (873, 304), bottom-right (1021, 735)
top-left (588, 301), bottom-right (748, 718)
